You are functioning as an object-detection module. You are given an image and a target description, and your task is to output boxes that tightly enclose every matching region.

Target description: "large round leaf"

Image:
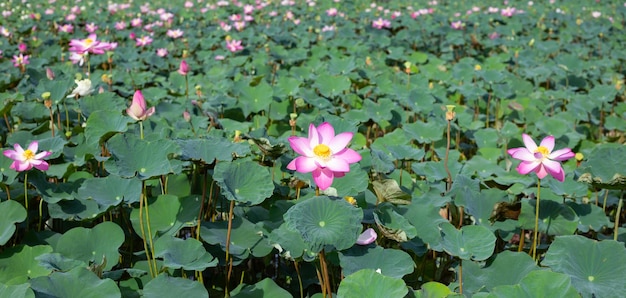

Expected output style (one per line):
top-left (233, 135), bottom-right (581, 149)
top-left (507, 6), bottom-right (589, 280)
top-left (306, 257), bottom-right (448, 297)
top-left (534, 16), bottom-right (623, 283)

top-left (76, 175), bottom-right (142, 206)
top-left (284, 196), bottom-right (363, 253)
top-left (30, 267), bottom-right (120, 298)
top-left (0, 283), bottom-right (34, 298)
top-left (0, 245), bottom-right (53, 284)
top-left (268, 223), bottom-right (307, 260)
top-left (142, 274), bottom-right (208, 298)
top-left (154, 235), bottom-right (217, 271)
top-left (339, 246), bottom-right (415, 279)
top-left (231, 278), bottom-right (292, 298)
top-left (337, 269), bottom-right (408, 298)
top-left (105, 133), bottom-right (182, 180)
top-left (130, 194), bottom-right (198, 240)
top-left (55, 222), bottom-right (124, 271)
top-left (200, 216), bottom-right (273, 259)
top-left (0, 200), bottom-right (27, 245)
top-left (542, 235), bottom-right (626, 298)
top-left (518, 198), bottom-right (578, 236)
top-left (462, 251), bottom-right (539, 295)
top-left (440, 223), bottom-right (496, 261)
top-left (489, 270), bottom-right (579, 298)
top-left (213, 159), bottom-right (274, 205)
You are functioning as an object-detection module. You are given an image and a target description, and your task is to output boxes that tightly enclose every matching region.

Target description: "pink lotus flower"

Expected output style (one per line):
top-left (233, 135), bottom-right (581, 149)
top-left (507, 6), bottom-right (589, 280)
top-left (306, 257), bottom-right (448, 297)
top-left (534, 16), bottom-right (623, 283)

top-left (156, 48), bottom-right (168, 57)
top-left (58, 24), bottom-right (74, 33)
top-left (226, 39), bottom-right (244, 52)
top-left (18, 43), bottom-right (27, 53)
top-left (85, 22), bottom-right (98, 33)
top-left (69, 34), bottom-right (114, 55)
top-left (3, 141), bottom-right (52, 172)
top-left (135, 35), bottom-right (153, 47)
top-left (507, 134), bottom-right (575, 182)
top-left (115, 21), bottom-right (127, 30)
top-left (12, 54), bottom-right (29, 67)
top-left (450, 21), bottom-right (464, 30)
top-left (501, 7), bottom-right (517, 17)
top-left (326, 8), bottom-right (338, 16)
top-left (166, 29), bottom-right (184, 38)
top-left (286, 122), bottom-right (362, 190)
top-left (178, 60), bottom-right (189, 75)
top-left (372, 18), bottom-right (391, 29)
top-left (356, 228), bottom-right (377, 245)
top-left (126, 90), bottom-right (155, 121)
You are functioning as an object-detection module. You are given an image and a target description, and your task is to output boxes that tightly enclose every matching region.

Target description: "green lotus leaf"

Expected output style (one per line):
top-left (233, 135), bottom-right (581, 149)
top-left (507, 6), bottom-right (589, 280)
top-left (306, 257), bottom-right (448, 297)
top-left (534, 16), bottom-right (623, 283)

top-left (76, 174), bottom-right (142, 207)
top-left (213, 159), bottom-right (274, 205)
top-left (373, 202), bottom-right (416, 242)
top-left (462, 251), bottom-right (539, 295)
top-left (153, 235), bottom-right (217, 271)
top-left (565, 202), bottom-right (611, 233)
top-left (30, 267), bottom-right (120, 298)
top-left (284, 196), bottom-right (363, 253)
top-left (268, 223), bottom-right (307, 260)
top-left (440, 223), bottom-right (496, 261)
top-left (487, 270), bottom-right (578, 298)
top-left (411, 281), bottom-right (453, 298)
top-left (46, 198), bottom-right (102, 220)
top-left (588, 84), bottom-right (617, 103)
top-left (314, 74), bottom-right (350, 98)
top-left (543, 235), bottom-right (626, 298)
top-left (518, 198), bottom-right (578, 236)
top-left (200, 216), bottom-right (273, 259)
top-left (79, 92), bottom-right (127, 118)
top-left (0, 200), bottom-right (27, 245)
top-left (402, 120), bottom-right (445, 144)
top-left (576, 144), bottom-right (626, 190)
top-left (339, 246), bottom-right (415, 279)
top-left (177, 137), bottom-right (251, 164)
top-left (337, 269), bottom-right (408, 298)
top-left (130, 194), bottom-right (184, 239)
top-left (231, 278), bottom-right (292, 298)
top-left (55, 221), bottom-right (124, 271)
top-left (84, 110), bottom-right (130, 146)
top-left (0, 152), bottom-right (20, 185)
top-left (105, 133), bottom-right (182, 180)
top-left (235, 79), bottom-right (273, 117)
top-left (370, 148), bottom-right (396, 174)
top-left (403, 199), bottom-right (449, 251)
top-left (0, 245), bottom-right (53, 284)
top-left (328, 164), bottom-right (369, 198)
top-left (35, 252), bottom-right (87, 272)
top-left (0, 283), bottom-right (34, 298)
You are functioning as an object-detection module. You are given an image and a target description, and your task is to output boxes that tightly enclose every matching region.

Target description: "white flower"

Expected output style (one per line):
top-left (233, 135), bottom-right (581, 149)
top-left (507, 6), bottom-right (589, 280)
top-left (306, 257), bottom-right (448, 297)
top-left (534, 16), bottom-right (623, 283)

top-left (67, 78), bottom-right (94, 98)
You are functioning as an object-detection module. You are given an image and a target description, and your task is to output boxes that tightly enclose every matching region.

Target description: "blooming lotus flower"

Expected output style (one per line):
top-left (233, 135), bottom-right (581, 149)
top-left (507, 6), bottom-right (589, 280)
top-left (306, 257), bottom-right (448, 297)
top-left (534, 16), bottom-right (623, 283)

top-left (287, 122), bottom-right (362, 190)
top-left (372, 18), bottom-right (391, 29)
top-left (226, 39), bottom-right (244, 52)
top-left (69, 52), bottom-right (87, 65)
top-left (178, 60), bottom-right (189, 75)
top-left (156, 48), bottom-right (168, 57)
top-left (3, 141), bottom-right (52, 172)
top-left (67, 78), bottom-right (94, 98)
top-left (68, 34), bottom-right (112, 54)
top-left (135, 35), bottom-right (153, 47)
top-left (126, 90), bottom-right (155, 121)
top-left (12, 54), bottom-right (29, 67)
top-left (356, 228), bottom-right (377, 245)
top-left (450, 20), bottom-right (464, 30)
top-left (507, 134), bottom-right (575, 182)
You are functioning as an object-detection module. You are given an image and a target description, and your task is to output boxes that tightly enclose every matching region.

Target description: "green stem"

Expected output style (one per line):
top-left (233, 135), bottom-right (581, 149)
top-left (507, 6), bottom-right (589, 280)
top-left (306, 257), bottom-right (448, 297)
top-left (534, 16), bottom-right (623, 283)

top-left (225, 199), bottom-right (235, 297)
top-left (615, 197), bottom-right (623, 241)
top-left (139, 121), bottom-right (144, 140)
top-left (532, 179), bottom-right (541, 262)
top-left (24, 172), bottom-right (28, 210)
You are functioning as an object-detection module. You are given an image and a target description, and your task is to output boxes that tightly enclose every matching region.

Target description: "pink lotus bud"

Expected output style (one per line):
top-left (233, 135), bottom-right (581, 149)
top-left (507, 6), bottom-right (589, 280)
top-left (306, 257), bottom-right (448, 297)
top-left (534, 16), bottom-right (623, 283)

top-left (18, 43), bottom-right (27, 53)
top-left (178, 60), bottom-right (189, 75)
top-left (46, 67), bottom-right (55, 80)
top-left (183, 110), bottom-right (191, 122)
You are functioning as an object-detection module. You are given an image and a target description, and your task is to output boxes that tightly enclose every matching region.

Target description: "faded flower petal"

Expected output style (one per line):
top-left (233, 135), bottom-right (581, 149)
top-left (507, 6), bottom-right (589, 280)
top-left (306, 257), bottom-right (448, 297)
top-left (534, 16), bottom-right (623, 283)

top-left (356, 228), bottom-right (377, 245)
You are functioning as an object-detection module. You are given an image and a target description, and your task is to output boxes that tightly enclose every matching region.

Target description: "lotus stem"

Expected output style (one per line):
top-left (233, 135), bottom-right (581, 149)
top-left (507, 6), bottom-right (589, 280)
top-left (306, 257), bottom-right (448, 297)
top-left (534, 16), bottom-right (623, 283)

top-left (532, 179), bottom-right (541, 262)
top-left (23, 172), bottom-right (28, 210)
top-left (138, 186), bottom-right (155, 278)
top-left (225, 199), bottom-right (235, 297)
top-left (458, 259), bottom-right (463, 295)
top-left (139, 121), bottom-right (144, 140)
top-left (615, 197), bottom-right (623, 241)
top-left (294, 261), bottom-right (304, 298)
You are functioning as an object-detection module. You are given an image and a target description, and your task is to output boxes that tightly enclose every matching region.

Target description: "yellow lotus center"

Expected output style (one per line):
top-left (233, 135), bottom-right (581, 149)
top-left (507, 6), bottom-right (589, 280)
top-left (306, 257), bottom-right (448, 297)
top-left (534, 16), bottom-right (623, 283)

top-left (313, 144), bottom-right (332, 159)
top-left (23, 149), bottom-right (35, 160)
top-left (84, 38), bottom-right (94, 45)
top-left (535, 146), bottom-right (549, 157)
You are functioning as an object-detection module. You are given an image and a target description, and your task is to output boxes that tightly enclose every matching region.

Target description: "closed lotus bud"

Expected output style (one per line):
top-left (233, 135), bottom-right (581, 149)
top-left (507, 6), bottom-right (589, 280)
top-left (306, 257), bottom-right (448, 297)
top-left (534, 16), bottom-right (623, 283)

top-left (46, 67), bottom-right (55, 80)
top-left (178, 60), bottom-right (189, 75)
top-left (183, 110), bottom-right (191, 122)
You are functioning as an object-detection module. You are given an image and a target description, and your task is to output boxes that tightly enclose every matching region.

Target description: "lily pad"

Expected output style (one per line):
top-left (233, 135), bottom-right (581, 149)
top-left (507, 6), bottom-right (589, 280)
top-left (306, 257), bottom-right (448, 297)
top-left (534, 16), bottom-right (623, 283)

top-left (543, 235), bottom-right (626, 298)
top-left (440, 223), bottom-right (496, 261)
top-left (213, 159), bottom-right (274, 205)
top-left (462, 251), bottom-right (540, 295)
top-left (577, 145), bottom-right (626, 190)
top-left (55, 221), bottom-right (124, 271)
top-left (142, 274), bottom-right (208, 298)
top-left (337, 269), bottom-right (408, 298)
top-left (518, 198), bottom-right (578, 236)
top-left (154, 235), bottom-right (217, 271)
top-left (231, 278), bottom-right (292, 298)
top-left (339, 246), bottom-right (415, 279)
top-left (0, 245), bottom-right (53, 284)
top-left (0, 200), bottom-right (27, 245)
top-left (29, 267), bottom-right (120, 298)
top-left (284, 196), bottom-right (363, 253)
top-left (488, 270), bottom-right (579, 298)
